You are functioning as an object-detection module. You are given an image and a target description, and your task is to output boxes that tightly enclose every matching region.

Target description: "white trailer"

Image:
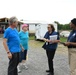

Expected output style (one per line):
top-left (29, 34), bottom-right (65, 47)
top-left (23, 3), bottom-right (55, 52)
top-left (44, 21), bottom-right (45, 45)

top-left (35, 23), bottom-right (57, 40)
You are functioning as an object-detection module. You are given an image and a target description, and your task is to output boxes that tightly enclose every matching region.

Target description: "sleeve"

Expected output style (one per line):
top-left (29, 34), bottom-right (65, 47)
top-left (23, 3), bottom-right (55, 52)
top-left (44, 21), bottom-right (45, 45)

top-left (3, 30), bottom-right (10, 39)
top-left (44, 32), bottom-right (48, 39)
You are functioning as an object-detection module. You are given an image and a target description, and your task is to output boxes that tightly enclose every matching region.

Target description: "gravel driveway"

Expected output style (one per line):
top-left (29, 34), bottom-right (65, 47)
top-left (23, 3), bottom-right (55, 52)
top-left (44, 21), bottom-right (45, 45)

top-left (0, 39), bottom-right (70, 75)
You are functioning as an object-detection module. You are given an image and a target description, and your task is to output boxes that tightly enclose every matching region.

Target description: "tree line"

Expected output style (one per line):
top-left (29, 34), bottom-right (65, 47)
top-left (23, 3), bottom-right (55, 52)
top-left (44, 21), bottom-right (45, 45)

top-left (54, 21), bottom-right (71, 30)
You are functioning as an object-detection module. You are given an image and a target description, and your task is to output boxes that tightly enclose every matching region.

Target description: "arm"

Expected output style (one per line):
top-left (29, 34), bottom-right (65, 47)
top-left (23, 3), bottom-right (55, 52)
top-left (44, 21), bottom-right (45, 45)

top-left (43, 38), bottom-right (50, 42)
top-left (43, 38), bottom-right (60, 43)
top-left (43, 32), bottom-right (50, 42)
top-left (20, 44), bottom-right (24, 52)
top-left (70, 42), bottom-right (76, 46)
top-left (3, 38), bottom-right (12, 59)
top-left (3, 38), bottom-right (10, 53)
top-left (64, 42), bottom-right (76, 46)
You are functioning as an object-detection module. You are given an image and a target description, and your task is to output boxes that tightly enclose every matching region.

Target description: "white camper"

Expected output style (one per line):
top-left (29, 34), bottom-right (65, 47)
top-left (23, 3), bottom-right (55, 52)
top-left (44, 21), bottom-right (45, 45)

top-left (35, 23), bottom-right (57, 40)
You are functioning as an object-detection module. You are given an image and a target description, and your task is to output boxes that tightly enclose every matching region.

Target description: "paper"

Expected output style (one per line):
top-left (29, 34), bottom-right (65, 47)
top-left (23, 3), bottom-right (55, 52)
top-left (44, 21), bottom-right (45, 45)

top-left (49, 35), bottom-right (57, 41)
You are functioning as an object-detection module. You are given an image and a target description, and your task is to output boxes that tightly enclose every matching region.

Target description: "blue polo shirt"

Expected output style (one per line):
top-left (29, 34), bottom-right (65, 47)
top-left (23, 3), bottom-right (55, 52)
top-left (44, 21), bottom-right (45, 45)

top-left (3, 27), bottom-right (21, 53)
top-left (68, 30), bottom-right (76, 48)
top-left (19, 31), bottom-right (29, 50)
top-left (44, 31), bottom-right (59, 50)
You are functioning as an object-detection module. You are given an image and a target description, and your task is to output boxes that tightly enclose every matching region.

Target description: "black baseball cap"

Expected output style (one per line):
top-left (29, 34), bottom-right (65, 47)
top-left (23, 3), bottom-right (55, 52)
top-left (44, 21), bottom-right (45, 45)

top-left (71, 18), bottom-right (76, 25)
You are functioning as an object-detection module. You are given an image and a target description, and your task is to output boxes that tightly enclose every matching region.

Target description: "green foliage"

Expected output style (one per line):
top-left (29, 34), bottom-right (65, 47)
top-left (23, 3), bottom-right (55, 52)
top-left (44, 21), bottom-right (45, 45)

top-left (54, 21), bottom-right (71, 30)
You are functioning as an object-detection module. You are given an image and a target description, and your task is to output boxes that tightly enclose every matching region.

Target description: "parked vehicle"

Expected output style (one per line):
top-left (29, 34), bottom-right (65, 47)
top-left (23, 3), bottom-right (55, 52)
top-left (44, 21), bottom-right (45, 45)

top-left (60, 31), bottom-right (70, 37)
top-left (35, 23), bottom-right (57, 40)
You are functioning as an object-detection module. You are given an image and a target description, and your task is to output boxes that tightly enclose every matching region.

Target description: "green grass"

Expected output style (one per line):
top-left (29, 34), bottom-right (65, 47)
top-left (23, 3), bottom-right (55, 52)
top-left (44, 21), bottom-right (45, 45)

top-left (29, 36), bottom-right (35, 40)
top-left (60, 37), bottom-right (67, 42)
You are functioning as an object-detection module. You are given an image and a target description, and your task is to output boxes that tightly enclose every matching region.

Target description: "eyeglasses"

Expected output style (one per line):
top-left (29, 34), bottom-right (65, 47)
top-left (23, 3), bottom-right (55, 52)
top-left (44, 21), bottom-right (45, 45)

top-left (47, 27), bottom-right (51, 28)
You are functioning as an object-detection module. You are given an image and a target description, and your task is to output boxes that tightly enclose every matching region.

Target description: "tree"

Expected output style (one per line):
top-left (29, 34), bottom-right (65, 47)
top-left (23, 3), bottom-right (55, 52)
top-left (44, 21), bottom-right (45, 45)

top-left (54, 21), bottom-right (71, 30)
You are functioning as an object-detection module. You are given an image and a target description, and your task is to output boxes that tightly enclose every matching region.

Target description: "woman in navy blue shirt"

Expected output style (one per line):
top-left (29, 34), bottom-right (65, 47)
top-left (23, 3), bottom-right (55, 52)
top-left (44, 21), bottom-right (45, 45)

top-left (43, 24), bottom-right (60, 75)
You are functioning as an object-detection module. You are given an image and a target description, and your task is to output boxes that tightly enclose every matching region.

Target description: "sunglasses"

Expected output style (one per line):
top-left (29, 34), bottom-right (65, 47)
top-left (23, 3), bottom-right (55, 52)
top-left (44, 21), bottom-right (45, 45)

top-left (47, 27), bottom-right (51, 28)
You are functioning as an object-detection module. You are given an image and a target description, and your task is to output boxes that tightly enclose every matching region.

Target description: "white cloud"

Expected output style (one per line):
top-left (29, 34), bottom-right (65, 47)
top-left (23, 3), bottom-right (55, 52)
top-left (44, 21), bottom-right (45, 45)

top-left (0, 0), bottom-right (76, 24)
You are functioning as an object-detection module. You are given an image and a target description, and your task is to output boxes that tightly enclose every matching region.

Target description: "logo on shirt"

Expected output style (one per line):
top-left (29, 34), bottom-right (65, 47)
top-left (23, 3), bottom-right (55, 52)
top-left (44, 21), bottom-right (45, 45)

top-left (73, 33), bottom-right (76, 36)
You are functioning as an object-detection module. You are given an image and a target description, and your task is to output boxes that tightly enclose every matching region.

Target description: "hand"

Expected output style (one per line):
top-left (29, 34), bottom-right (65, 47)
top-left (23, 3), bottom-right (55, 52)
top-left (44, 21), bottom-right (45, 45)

top-left (22, 47), bottom-right (24, 52)
top-left (55, 40), bottom-right (60, 43)
top-left (45, 39), bottom-right (50, 42)
top-left (47, 40), bottom-right (52, 43)
top-left (49, 40), bottom-right (60, 43)
top-left (7, 52), bottom-right (12, 59)
top-left (64, 42), bottom-right (71, 46)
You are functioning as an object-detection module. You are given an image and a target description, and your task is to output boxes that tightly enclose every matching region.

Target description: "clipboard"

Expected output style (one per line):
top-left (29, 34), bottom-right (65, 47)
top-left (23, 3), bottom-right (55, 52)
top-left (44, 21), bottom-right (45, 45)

top-left (49, 35), bottom-right (57, 41)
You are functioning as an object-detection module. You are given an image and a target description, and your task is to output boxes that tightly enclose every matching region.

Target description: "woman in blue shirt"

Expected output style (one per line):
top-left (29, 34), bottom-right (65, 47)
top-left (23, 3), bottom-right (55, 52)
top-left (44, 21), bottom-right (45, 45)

top-left (42, 24), bottom-right (60, 75)
top-left (18, 24), bottom-right (29, 72)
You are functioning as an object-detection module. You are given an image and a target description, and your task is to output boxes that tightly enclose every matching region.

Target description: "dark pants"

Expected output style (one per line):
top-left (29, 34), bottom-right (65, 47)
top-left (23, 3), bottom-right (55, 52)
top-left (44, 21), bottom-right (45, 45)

top-left (46, 50), bottom-right (56, 73)
top-left (8, 53), bottom-right (19, 75)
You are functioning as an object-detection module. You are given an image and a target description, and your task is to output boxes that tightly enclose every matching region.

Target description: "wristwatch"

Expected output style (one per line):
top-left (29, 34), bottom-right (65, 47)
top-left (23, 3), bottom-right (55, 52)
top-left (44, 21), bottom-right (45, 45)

top-left (7, 51), bottom-right (10, 54)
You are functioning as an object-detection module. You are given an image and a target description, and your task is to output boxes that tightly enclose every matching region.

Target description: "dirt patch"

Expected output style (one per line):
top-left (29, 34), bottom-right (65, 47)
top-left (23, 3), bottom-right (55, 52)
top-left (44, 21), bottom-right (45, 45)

top-left (56, 45), bottom-right (68, 55)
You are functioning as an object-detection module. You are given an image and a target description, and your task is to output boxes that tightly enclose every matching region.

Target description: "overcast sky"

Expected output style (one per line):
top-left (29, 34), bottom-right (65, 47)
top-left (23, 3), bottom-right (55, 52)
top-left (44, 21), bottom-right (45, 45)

top-left (0, 0), bottom-right (76, 24)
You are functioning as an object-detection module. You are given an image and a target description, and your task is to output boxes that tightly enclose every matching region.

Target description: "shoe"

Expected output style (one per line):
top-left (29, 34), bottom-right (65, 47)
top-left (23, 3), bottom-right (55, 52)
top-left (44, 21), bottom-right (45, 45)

top-left (24, 65), bottom-right (28, 70)
top-left (46, 70), bottom-right (50, 72)
top-left (47, 72), bottom-right (54, 75)
top-left (17, 66), bottom-right (21, 73)
top-left (22, 65), bottom-right (28, 70)
top-left (47, 73), bottom-right (51, 75)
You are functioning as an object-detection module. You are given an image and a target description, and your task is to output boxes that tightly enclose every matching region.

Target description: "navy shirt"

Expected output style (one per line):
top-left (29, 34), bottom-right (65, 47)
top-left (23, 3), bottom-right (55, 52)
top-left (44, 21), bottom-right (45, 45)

top-left (68, 30), bottom-right (76, 48)
top-left (44, 31), bottom-right (59, 50)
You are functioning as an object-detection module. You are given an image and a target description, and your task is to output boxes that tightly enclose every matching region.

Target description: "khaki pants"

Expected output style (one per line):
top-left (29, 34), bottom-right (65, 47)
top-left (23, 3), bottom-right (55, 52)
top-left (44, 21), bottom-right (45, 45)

top-left (68, 48), bottom-right (76, 75)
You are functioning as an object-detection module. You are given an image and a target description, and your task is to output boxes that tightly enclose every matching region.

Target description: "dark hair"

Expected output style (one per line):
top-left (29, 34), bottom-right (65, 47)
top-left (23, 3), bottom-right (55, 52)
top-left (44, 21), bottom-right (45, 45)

top-left (48, 24), bottom-right (55, 32)
top-left (71, 18), bottom-right (76, 25)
